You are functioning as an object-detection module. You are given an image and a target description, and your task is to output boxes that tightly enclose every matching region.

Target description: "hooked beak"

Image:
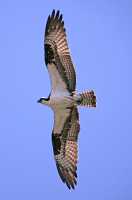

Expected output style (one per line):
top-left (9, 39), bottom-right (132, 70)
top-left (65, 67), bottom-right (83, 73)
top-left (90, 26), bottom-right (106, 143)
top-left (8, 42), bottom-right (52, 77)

top-left (37, 99), bottom-right (41, 103)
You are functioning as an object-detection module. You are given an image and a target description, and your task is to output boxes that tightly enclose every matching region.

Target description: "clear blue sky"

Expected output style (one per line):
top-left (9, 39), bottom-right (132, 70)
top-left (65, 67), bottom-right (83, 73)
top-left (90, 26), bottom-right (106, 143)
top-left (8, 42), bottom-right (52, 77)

top-left (1, 0), bottom-right (132, 199)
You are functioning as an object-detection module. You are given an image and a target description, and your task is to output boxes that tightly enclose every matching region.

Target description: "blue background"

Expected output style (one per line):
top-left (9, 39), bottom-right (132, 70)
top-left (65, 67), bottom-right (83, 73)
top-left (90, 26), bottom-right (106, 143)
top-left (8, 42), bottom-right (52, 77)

top-left (1, 0), bottom-right (132, 199)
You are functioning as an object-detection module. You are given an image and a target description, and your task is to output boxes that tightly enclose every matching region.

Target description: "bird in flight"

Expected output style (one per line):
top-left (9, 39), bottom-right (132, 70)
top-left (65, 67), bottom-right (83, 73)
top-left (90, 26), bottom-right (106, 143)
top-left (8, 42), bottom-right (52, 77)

top-left (38, 10), bottom-right (96, 189)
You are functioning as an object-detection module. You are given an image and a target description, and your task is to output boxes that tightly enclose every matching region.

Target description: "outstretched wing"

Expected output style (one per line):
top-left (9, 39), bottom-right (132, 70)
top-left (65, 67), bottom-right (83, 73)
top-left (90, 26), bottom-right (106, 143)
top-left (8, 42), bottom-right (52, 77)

top-left (52, 106), bottom-right (80, 189)
top-left (44, 10), bottom-right (76, 93)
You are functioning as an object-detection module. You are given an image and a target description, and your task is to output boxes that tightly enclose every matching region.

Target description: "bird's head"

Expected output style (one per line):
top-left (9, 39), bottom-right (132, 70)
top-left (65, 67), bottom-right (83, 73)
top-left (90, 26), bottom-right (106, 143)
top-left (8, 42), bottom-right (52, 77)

top-left (37, 97), bottom-right (49, 105)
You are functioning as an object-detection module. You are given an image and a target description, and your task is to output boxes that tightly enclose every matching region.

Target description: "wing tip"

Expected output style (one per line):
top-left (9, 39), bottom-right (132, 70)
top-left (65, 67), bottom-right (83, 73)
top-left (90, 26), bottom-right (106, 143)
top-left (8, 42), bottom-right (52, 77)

top-left (57, 165), bottom-right (77, 190)
top-left (53, 9), bottom-right (63, 25)
top-left (51, 9), bottom-right (55, 18)
top-left (65, 178), bottom-right (77, 190)
top-left (46, 9), bottom-right (64, 30)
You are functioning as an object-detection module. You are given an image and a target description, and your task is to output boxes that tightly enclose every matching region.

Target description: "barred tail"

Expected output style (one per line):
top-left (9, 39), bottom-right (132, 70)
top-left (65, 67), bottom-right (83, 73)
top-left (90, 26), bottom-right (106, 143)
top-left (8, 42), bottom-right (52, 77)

top-left (78, 90), bottom-right (96, 107)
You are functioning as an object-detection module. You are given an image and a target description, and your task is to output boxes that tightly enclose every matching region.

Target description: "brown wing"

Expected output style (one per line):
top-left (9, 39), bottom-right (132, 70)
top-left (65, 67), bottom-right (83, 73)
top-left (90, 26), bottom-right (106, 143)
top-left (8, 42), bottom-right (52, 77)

top-left (52, 106), bottom-right (80, 189)
top-left (44, 10), bottom-right (76, 93)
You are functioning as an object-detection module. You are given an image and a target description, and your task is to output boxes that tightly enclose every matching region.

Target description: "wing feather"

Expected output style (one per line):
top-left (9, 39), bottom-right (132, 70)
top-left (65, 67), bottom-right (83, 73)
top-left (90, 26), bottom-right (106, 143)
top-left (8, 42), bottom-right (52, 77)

top-left (52, 106), bottom-right (80, 189)
top-left (44, 10), bottom-right (76, 93)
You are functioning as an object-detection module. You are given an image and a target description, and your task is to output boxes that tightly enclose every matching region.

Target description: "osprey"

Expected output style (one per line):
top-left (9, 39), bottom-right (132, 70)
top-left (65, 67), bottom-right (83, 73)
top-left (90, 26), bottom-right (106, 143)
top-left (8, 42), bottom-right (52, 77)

top-left (38, 10), bottom-right (96, 189)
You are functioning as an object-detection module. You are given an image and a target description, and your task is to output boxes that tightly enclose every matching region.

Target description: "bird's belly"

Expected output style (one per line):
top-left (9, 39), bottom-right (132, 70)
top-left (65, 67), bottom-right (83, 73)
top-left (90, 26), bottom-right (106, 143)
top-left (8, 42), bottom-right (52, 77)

top-left (49, 94), bottom-right (74, 109)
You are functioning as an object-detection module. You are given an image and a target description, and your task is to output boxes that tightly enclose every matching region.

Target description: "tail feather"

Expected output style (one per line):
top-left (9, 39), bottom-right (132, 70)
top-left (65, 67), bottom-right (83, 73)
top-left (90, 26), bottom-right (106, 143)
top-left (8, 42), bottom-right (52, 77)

top-left (78, 90), bottom-right (96, 107)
